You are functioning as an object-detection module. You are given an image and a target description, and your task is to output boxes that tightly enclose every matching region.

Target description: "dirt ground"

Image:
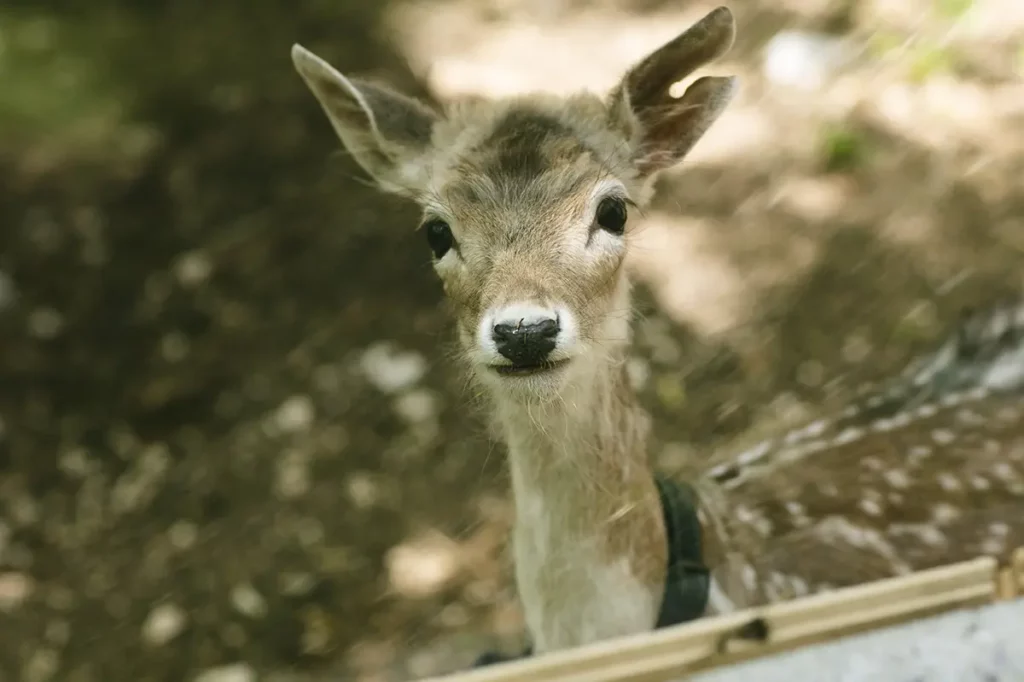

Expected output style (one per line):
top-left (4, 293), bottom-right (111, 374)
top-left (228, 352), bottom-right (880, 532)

top-left (1, 0), bottom-right (1022, 680)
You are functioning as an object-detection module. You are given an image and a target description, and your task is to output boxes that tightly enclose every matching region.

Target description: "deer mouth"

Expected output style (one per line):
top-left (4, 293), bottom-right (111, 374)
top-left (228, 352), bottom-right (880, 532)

top-left (492, 359), bottom-right (570, 377)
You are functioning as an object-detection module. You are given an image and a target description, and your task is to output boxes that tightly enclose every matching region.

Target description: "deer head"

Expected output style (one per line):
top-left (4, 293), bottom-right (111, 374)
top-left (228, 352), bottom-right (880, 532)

top-left (291, 8), bottom-right (737, 403)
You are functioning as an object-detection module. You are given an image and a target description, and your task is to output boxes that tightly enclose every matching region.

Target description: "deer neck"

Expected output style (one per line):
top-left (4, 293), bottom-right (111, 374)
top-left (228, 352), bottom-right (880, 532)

top-left (495, 362), bottom-right (651, 500)
top-left (489, 354), bottom-right (669, 651)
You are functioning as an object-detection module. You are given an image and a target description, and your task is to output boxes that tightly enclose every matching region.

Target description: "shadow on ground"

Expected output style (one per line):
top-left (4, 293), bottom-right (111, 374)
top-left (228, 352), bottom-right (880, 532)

top-left (1, 0), bottom-right (1022, 681)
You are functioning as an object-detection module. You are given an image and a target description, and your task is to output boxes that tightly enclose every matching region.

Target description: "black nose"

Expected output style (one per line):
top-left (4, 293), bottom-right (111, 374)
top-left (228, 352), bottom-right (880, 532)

top-left (492, 317), bottom-right (560, 366)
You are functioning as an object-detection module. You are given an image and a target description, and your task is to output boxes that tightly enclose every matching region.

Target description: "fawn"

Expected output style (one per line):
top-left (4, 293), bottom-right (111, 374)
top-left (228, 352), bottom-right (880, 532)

top-left (291, 4), bottom-right (1024, 660)
top-left (292, 6), bottom-right (737, 655)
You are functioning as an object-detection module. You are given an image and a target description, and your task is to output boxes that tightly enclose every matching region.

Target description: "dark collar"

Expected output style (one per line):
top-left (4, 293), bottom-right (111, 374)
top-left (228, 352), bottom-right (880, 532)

top-left (653, 476), bottom-right (711, 627)
top-left (474, 476), bottom-right (710, 667)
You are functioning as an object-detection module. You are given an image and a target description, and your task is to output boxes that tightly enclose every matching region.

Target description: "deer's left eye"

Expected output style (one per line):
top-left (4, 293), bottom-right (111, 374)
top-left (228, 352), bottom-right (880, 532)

top-left (595, 196), bottom-right (627, 235)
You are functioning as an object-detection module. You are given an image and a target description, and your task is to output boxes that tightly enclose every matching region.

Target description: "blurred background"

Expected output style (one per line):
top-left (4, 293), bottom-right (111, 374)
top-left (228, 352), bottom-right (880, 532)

top-left (0, 0), bottom-right (1022, 680)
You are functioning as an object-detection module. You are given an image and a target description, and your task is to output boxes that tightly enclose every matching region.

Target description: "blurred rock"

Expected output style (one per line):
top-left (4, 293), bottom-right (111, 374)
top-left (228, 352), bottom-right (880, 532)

top-left (279, 571), bottom-right (317, 598)
top-left (347, 472), bottom-right (381, 510)
top-left (230, 582), bottom-right (268, 619)
top-left (109, 443), bottom-right (171, 515)
top-left (0, 571), bottom-right (34, 612)
top-left (360, 342), bottom-right (427, 393)
top-left (763, 30), bottom-right (857, 90)
top-left (386, 532), bottom-right (460, 598)
top-left (274, 395), bottom-right (316, 433)
top-left (274, 449), bottom-right (312, 499)
top-left (392, 387), bottom-right (439, 424)
top-left (142, 602), bottom-right (188, 646)
top-left (27, 307), bottom-right (64, 339)
top-left (22, 648), bottom-right (59, 682)
top-left (168, 520), bottom-right (199, 550)
top-left (193, 663), bottom-right (256, 682)
top-left (173, 250), bottom-right (213, 287)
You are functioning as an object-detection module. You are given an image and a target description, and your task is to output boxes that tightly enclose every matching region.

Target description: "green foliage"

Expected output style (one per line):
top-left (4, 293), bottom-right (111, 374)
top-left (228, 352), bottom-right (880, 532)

top-left (867, 30), bottom-right (904, 59)
top-left (820, 124), bottom-right (867, 173)
top-left (863, 0), bottom-right (973, 85)
top-left (907, 42), bottom-right (958, 82)
top-left (655, 375), bottom-right (687, 409)
top-left (0, 11), bottom-right (124, 142)
top-left (890, 303), bottom-right (941, 345)
top-left (934, 0), bottom-right (974, 20)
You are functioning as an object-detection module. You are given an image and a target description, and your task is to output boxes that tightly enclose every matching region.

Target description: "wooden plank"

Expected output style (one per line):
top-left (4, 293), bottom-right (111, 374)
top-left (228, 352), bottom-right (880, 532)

top-left (424, 556), bottom-right (1006, 682)
top-left (996, 547), bottom-right (1024, 599)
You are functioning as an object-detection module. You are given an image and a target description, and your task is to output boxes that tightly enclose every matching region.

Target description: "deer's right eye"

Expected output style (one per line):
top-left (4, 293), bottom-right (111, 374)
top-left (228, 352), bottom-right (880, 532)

top-left (423, 219), bottom-right (455, 259)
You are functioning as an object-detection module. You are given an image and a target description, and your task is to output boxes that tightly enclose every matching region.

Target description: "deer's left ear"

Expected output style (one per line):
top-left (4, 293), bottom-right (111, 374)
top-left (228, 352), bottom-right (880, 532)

top-left (608, 6), bottom-right (737, 177)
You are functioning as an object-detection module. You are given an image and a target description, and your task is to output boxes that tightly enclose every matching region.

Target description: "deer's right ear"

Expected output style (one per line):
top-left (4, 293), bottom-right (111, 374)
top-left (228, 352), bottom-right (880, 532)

top-left (291, 45), bottom-right (438, 196)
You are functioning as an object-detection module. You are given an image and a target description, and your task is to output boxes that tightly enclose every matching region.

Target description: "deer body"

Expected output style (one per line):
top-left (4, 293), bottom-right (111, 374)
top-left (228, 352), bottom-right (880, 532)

top-left (696, 300), bottom-right (1024, 607)
top-left (292, 7), bottom-right (738, 653)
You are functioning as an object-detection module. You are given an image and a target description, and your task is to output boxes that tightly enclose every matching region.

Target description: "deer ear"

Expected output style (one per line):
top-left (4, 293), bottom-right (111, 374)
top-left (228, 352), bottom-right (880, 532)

top-left (291, 44), bottom-right (438, 196)
top-left (609, 6), bottom-right (738, 176)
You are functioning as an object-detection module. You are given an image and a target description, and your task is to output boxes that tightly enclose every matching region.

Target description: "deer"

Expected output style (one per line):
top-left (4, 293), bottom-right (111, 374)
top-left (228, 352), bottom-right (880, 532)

top-left (289, 5), bottom-right (1024, 664)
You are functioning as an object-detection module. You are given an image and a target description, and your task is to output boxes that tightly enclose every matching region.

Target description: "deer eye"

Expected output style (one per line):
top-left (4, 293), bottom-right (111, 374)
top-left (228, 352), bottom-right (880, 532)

top-left (595, 196), bottom-right (627, 235)
top-left (423, 219), bottom-right (455, 259)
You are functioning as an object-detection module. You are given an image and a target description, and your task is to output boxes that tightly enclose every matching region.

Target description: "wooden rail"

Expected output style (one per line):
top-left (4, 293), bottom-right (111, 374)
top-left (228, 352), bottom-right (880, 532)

top-left (425, 548), bottom-right (1024, 682)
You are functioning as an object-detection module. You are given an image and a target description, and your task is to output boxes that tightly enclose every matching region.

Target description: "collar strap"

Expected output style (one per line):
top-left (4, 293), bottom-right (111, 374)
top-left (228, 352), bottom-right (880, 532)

top-left (653, 475), bottom-right (711, 627)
